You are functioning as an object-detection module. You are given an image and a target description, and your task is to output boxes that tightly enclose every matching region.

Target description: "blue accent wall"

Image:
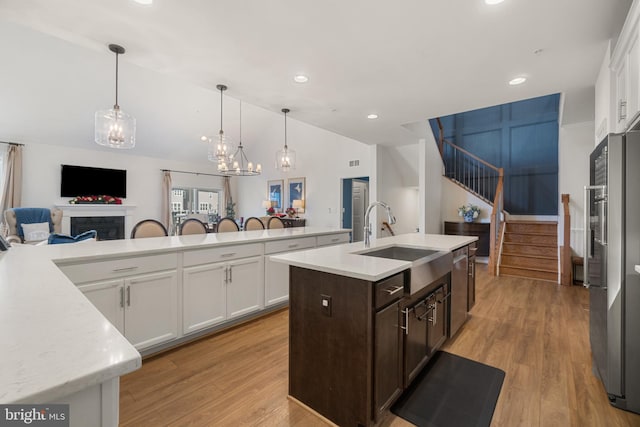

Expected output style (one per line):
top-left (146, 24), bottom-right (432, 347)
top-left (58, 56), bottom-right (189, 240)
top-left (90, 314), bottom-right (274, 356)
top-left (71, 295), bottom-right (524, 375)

top-left (429, 94), bottom-right (559, 215)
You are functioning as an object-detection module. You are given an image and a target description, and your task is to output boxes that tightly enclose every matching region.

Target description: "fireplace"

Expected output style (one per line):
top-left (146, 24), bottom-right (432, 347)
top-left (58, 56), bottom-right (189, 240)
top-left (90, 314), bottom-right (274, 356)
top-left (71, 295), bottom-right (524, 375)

top-left (71, 216), bottom-right (125, 240)
top-left (56, 204), bottom-right (136, 239)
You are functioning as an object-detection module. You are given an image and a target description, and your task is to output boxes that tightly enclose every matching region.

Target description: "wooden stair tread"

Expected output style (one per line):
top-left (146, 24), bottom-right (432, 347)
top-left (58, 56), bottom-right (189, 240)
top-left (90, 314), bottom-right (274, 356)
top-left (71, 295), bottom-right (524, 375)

top-left (506, 220), bottom-right (558, 225)
top-left (501, 253), bottom-right (556, 260)
top-left (502, 241), bottom-right (556, 248)
top-left (499, 264), bottom-right (558, 273)
top-left (504, 231), bottom-right (556, 236)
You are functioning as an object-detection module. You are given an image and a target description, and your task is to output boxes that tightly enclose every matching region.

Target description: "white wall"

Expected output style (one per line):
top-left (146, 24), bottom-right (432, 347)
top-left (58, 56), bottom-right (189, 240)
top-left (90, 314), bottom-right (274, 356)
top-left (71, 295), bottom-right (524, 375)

top-left (418, 135), bottom-right (444, 234)
top-left (21, 143), bottom-right (225, 230)
top-left (376, 145), bottom-right (419, 235)
top-left (558, 121), bottom-right (594, 257)
top-left (440, 178), bottom-right (492, 223)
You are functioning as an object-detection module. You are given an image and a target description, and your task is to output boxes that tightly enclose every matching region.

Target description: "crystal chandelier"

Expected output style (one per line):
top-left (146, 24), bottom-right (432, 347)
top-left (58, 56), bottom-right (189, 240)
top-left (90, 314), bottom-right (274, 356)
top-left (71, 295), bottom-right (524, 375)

top-left (205, 84), bottom-right (234, 165)
top-left (95, 44), bottom-right (136, 149)
top-left (276, 108), bottom-right (296, 172)
top-left (226, 101), bottom-right (261, 176)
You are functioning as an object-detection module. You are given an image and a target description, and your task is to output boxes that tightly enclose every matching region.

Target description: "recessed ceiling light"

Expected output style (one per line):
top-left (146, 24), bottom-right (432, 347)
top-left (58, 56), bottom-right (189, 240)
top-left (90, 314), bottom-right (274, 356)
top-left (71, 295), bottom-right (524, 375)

top-left (293, 74), bottom-right (309, 83)
top-left (485, 0), bottom-right (504, 4)
top-left (509, 77), bottom-right (527, 85)
top-left (367, 114), bottom-right (379, 119)
top-left (133, 0), bottom-right (153, 4)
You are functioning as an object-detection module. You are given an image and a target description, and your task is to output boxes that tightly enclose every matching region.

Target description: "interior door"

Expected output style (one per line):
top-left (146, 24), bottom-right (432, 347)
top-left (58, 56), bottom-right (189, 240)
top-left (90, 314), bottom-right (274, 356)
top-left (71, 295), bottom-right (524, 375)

top-left (352, 179), bottom-right (368, 242)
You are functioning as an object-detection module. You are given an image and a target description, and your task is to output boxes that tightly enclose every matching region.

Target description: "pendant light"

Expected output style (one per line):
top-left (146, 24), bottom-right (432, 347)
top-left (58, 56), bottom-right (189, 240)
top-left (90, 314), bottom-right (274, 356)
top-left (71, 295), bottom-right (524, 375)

top-left (95, 44), bottom-right (136, 149)
top-left (226, 101), bottom-right (262, 176)
top-left (207, 84), bottom-right (234, 166)
top-left (276, 108), bottom-right (296, 172)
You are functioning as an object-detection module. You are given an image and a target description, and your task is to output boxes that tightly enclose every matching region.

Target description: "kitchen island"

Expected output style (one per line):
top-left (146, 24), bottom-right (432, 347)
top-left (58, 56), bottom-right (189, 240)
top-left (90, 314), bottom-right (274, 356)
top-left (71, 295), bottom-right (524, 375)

top-left (1, 226), bottom-right (349, 427)
top-left (271, 233), bottom-right (477, 426)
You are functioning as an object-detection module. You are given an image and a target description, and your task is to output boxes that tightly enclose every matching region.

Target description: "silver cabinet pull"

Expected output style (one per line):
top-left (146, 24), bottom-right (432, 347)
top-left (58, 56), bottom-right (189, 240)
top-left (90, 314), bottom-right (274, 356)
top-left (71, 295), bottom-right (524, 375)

top-left (120, 287), bottom-right (125, 308)
top-left (331, 238), bottom-right (340, 242)
top-left (469, 262), bottom-right (474, 277)
top-left (220, 253), bottom-right (236, 258)
top-left (429, 303), bottom-right (437, 326)
top-left (126, 286), bottom-right (131, 307)
top-left (383, 285), bottom-right (403, 295)
top-left (619, 100), bottom-right (627, 122)
top-left (401, 308), bottom-right (409, 335)
top-left (229, 265), bottom-right (232, 283)
top-left (288, 244), bottom-right (299, 248)
top-left (112, 266), bottom-right (138, 273)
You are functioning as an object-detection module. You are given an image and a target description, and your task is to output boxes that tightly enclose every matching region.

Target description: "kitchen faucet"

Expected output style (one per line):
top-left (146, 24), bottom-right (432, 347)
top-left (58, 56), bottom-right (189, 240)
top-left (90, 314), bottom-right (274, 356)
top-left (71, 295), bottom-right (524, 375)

top-left (364, 201), bottom-right (396, 248)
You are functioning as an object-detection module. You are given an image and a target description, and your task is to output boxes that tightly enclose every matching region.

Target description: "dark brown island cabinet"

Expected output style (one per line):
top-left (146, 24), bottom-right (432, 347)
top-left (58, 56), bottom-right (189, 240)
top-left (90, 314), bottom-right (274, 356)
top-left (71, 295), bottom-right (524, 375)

top-left (288, 265), bottom-right (452, 427)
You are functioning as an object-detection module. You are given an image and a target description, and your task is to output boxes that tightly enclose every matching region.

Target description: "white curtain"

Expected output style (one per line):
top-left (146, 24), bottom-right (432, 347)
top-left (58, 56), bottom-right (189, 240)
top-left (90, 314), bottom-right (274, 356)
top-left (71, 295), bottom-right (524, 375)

top-left (161, 170), bottom-right (172, 233)
top-left (0, 144), bottom-right (23, 215)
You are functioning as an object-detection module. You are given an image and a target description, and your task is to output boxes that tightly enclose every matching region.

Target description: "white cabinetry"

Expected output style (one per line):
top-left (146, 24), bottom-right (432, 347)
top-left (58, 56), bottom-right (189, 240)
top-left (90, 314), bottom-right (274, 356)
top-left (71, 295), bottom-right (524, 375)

top-left (182, 243), bottom-right (264, 334)
top-left (610, 2), bottom-right (640, 132)
top-left (60, 253), bottom-right (179, 351)
top-left (264, 237), bottom-right (317, 307)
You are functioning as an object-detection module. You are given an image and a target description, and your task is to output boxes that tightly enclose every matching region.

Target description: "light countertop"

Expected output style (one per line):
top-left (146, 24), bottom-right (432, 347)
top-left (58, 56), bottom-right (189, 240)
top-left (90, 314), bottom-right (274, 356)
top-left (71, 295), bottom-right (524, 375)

top-left (0, 246), bottom-right (141, 404)
top-left (1, 226), bottom-right (349, 404)
top-left (270, 233), bottom-right (478, 282)
top-left (41, 226), bottom-right (349, 263)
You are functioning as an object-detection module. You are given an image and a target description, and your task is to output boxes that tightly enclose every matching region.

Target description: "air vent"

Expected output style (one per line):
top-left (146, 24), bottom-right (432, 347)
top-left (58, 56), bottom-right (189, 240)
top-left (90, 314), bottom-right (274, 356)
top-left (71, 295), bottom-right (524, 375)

top-left (349, 160), bottom-right (360, 167)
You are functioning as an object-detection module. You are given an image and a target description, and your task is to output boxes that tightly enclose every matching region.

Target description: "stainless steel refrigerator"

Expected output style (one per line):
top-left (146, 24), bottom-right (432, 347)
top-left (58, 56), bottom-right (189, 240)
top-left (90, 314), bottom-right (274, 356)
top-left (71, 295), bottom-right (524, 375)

top-left (584, 132), bottom-right (640, 414)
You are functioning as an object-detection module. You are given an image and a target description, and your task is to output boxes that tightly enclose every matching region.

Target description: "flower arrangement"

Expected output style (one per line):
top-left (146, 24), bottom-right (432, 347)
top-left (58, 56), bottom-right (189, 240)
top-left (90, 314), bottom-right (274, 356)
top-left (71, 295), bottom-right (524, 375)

top-left (69, 195), bottom-right (122, 204)
top-left (266, 206), bottom-right (276, 215)
top-left (458, 204), bottom-right (480, 222)
top-left (285, 207), bottom-right (297, 217)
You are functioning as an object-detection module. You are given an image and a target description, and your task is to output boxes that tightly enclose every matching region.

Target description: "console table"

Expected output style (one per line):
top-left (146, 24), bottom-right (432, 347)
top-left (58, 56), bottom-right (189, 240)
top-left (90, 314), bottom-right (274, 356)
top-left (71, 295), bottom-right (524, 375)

top-left (281, 218), bottom-right (306, 228)
top-left (444, 221), bottom-right (490, 256)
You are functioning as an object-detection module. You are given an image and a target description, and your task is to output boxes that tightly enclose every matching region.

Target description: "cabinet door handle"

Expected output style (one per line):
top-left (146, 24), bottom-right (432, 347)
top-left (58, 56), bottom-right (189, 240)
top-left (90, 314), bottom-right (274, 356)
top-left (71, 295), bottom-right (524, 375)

top-left (331, 238), bottom-right (340, 242)
top-left (469, 262), bottom-right (474, 277)
top-left (112, 266), bottom-right (138, 273)
top-left (382, 285), bottom-right (404, 295)
top-left (401, 308), bottom-right (409, 335)
top-left (220, 252), bottom-right (237, 258)
top-left (229, 266), bottom-right (232, 283)
top-left (120, 287), bottom-right (125, 308)
top-left (288, 244), bottom-right (299, 248)
top-left (429, 303), bottom-right (437, 326)
top-left (126, 286), bottom-right (131, 307)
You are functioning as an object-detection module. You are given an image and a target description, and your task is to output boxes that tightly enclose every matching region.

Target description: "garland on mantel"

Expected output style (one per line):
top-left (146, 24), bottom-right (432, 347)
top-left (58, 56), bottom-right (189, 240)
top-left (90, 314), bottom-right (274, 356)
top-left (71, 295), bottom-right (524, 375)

top-left (68, 195), bottom-right (123, 204)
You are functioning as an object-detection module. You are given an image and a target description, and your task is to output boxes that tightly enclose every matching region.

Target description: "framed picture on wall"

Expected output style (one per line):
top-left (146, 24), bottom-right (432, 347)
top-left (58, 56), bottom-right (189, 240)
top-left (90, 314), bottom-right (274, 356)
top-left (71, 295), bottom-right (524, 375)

top-left (287, 177), bottom-right (305, 213)
top-left (268, 180), bottom-right (284, 211)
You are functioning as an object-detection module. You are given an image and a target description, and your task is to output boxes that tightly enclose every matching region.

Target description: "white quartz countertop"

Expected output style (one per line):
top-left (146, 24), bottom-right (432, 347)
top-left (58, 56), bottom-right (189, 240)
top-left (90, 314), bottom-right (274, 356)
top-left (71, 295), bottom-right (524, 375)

top-left (40, 226), bottom-right (349, 263)
top-left (0, 226), bottom-right (349, 404)
top-left (0, 246), bottom-right (141, 403)
top-left (270, 233), bottom-right (478, 282)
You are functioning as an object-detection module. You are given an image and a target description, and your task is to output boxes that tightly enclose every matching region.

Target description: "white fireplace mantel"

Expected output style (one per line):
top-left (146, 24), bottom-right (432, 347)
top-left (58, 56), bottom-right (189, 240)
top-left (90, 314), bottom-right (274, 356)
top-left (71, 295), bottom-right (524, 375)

top-left (56, 204), bottom-right (136, 238)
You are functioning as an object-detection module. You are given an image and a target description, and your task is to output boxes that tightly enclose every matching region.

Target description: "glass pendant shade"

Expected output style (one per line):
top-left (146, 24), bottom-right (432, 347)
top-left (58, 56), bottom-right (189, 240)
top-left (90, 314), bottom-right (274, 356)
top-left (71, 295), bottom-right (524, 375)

top-left (276, 108), bottom-right (295, 171)
top-left (95, 106), bottom-right (136, 149)
top-left (95, 44), bottom-right (135, 149)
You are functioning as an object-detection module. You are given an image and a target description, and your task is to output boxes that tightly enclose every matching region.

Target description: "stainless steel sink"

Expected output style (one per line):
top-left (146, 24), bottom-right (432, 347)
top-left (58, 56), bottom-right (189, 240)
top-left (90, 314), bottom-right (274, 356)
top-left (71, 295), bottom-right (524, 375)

top-left (358, 245), bottom-right (453, 295)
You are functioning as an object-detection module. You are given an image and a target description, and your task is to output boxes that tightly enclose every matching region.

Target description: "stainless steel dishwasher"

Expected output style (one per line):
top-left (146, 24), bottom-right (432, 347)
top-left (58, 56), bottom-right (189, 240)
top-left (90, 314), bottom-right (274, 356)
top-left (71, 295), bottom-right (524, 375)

top-left (449, 246), bottom-right (468, 337)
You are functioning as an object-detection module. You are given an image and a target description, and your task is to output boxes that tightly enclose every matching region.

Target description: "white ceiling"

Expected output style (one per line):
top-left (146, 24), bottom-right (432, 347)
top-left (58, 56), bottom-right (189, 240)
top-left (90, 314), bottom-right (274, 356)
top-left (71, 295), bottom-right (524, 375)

top-left (0, 0), bottom-right (632, 146)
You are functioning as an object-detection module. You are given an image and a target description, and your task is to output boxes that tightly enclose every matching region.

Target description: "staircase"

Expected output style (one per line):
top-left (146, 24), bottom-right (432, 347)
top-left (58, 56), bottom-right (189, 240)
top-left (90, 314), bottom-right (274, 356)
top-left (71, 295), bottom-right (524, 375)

top-left (499, 221), bottom-right (558, 282)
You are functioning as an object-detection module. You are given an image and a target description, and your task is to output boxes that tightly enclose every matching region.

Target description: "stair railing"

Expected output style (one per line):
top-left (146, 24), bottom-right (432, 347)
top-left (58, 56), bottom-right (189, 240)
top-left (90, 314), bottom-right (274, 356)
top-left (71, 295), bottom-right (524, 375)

top-left (560, 194), bottom-right (571, 285)
top-left (489, 170), bottom-right (504, 275)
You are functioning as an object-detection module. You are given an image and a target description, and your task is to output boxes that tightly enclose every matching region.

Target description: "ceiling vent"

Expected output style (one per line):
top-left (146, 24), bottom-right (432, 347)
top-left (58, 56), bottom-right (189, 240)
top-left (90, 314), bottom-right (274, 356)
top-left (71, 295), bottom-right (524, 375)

top-left (349, 160), bottom-right (360, 167)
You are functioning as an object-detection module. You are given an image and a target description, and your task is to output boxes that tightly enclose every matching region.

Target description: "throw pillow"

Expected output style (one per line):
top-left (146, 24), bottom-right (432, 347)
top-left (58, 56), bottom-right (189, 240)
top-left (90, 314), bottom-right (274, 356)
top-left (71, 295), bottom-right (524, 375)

top-left (21, 222), bottom-right (50, 242)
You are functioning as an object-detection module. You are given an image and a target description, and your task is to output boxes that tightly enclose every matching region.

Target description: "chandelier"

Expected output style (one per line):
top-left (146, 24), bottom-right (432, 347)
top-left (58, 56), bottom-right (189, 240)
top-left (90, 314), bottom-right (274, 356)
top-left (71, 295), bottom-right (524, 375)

top-left (276, 108), bottom-right (296, 172)
top-left (225, 101), bottom-right (261, 176)
top-left (95, 44), bottom-right (136, 149)
top-left (205, 84), bottom-right (234, 165)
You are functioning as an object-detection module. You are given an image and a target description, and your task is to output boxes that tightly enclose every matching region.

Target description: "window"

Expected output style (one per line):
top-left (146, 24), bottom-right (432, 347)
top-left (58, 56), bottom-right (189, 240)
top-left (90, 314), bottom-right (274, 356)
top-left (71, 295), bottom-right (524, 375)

top-left (171, 187), bottom-right (222, 229)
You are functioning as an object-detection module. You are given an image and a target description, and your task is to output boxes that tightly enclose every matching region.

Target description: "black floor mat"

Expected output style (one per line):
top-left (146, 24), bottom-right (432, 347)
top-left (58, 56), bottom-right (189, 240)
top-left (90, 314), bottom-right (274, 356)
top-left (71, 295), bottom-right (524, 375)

top-left (391, 351), bottom-right (505, 427)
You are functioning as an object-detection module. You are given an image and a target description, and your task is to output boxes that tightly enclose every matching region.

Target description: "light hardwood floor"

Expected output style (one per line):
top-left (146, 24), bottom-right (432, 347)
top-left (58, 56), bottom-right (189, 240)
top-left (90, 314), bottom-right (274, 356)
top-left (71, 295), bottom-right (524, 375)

top-left (120, 265), bottom-right (640, 426)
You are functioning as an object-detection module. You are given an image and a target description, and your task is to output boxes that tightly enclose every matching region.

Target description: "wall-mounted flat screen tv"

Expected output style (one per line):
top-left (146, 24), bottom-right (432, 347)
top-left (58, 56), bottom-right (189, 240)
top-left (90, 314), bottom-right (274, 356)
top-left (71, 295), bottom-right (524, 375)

top-left (61, 165), bottom-right (127, 197)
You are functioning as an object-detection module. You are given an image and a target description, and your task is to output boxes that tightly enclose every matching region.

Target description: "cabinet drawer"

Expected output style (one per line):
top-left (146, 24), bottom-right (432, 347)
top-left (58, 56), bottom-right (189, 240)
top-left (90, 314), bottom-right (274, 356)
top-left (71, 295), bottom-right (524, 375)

top-left (58, 253), bottom-right (178, 284)
top-left (375, 273), bottom-right (405, 309)
top-left (316, 233), bottom-right (350, 247)
top-left (183, 243), bottom-right (263, 267)
top-left (264, 237), bottom-right (316, 254)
